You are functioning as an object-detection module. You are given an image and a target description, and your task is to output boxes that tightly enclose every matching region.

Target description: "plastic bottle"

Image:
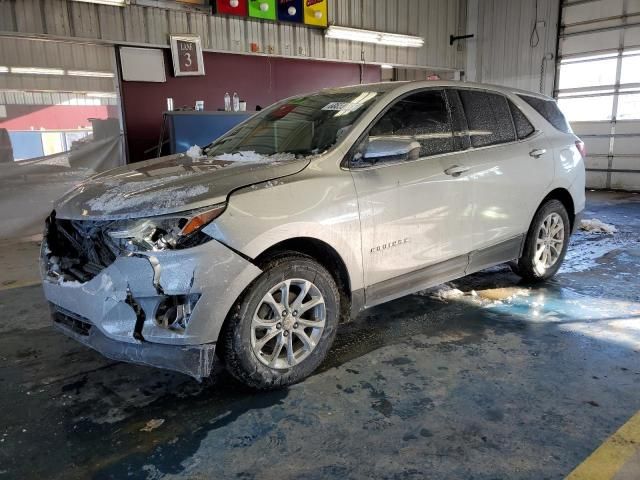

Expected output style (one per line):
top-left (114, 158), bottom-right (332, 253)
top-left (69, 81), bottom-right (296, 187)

top-left (224, 92), bottom-right (231, 112)
top-left (233, 92), bottom-right (240, 112)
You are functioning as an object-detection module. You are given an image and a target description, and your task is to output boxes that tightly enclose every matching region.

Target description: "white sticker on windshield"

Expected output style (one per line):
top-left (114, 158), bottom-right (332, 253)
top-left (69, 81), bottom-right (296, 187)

top-left (322, 102), bottom-right (364, 112)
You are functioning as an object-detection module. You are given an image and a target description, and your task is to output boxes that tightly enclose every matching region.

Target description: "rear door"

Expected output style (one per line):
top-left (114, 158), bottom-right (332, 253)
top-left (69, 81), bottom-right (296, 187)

top-left (349, 89), bottom-right (473, 305)
top-left (449, 89), bottom-right (553, 256)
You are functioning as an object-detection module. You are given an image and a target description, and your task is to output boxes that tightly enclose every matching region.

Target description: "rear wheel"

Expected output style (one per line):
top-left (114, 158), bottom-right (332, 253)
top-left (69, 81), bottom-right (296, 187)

top-left (221, 253), bottom-right (340, 389)
top-left (511, 199), bottom-right (570, 282)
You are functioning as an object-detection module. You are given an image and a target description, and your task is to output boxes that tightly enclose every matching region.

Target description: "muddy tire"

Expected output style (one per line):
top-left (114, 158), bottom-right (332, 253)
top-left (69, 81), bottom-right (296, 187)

top-left (511, 199), bottom-right (571, 282)
top-left (220, 252), bottom-right (340, 390)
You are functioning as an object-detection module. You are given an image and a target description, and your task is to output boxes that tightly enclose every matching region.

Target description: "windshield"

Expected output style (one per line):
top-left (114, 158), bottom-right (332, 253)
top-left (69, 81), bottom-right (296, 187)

top-left (204, 89), bottom-right (385, 157)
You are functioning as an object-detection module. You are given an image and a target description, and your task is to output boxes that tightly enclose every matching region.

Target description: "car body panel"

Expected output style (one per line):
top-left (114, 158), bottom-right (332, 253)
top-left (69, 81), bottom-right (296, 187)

top-left (54, 153), bottom-right (310, 220)
top-left (465, 132), bottom-right (554, 250)
top-left (350, 150), bottom-right (473, 288)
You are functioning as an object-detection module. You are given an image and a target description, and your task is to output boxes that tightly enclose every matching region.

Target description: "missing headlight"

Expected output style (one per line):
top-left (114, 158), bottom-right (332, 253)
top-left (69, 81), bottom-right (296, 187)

top-left (106, 204), bottom-right (226, 253)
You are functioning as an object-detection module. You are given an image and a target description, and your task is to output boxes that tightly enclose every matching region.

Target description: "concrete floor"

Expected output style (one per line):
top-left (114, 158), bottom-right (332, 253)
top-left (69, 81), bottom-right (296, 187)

top-left (0, 191), bottom-right (639, 479)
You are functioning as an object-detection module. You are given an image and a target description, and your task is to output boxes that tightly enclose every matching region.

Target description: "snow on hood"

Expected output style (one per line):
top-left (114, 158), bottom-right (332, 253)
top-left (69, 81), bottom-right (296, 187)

top-left (53, 151), bottom-right (309, 220)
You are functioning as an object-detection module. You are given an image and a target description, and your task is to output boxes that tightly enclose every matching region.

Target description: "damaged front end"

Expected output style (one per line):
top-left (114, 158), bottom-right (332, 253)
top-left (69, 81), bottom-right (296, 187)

top-left (41, 209), bottom-right (262, 381)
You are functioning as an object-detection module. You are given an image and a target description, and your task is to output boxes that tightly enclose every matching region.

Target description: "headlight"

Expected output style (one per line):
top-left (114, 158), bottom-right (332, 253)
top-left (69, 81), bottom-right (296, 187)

top-left (106, 203), bottom-right (226, 252)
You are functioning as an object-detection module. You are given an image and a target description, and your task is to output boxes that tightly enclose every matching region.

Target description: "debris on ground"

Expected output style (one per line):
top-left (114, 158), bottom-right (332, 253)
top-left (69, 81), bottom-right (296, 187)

top-left (185, 145), bottom-right (203, 159)
top-left (435, 287), bottom-right (465, 300)
top-left (140, 419), bottom-right (165, 432)
top-left (580, 218), bottom-right (617, 234)
top-left (476, 287), bottom-right (530, 302)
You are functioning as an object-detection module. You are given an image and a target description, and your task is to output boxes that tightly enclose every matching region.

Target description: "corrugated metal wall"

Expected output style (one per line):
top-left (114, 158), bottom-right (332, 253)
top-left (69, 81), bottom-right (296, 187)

top-left (0, 36), bottom-right (117, 95)
top-left (0, 0), bottom-right (464, 70)
top-left (465, 0), bottom-right (560, 96)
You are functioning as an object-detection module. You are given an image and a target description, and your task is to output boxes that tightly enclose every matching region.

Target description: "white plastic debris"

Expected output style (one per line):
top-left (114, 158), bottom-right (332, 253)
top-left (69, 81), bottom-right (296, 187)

top-left (436, 287), bottom-right (465, 300)
top-left (186, 145), bottom-right (203, 159)
top-left (216, 151), bottom-right (296, 163)
top-left (140, 419), bottom-right (165, 432)
top-left (580, 218), bottom-right (617, 234)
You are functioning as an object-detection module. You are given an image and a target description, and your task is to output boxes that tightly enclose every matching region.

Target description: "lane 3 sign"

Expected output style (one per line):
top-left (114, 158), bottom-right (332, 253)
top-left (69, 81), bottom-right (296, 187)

top-left (170, 35), bottom-right (205, 77)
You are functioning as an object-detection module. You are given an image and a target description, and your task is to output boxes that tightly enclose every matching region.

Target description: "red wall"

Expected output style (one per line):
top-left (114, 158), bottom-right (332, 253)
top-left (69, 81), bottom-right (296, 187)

top-left (120, 50), bottom-right (381, 161)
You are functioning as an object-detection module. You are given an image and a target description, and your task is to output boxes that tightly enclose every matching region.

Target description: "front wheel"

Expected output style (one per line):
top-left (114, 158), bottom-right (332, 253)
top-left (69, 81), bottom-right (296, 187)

top-left (511, 199), bottom-right (571, 282)
top-left (220, 252), bottom-right (340, 389)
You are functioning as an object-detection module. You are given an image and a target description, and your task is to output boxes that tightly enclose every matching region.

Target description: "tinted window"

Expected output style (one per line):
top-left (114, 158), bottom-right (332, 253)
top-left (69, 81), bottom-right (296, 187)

top-left (459, 90), bottom-right (516, 148)
top-left (368, 90), bottom-right (455, 159)
top-left (446, 90), bottom-right (471, 150)
top-left (517, 95), bottom-right (573, 134)
top-left (509, 101), bottom-right (535, 139)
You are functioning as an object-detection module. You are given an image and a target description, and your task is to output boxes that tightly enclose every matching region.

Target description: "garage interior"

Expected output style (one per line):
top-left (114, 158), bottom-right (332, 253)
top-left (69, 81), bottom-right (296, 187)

top-left (0, 0), bottom-right (639, 478)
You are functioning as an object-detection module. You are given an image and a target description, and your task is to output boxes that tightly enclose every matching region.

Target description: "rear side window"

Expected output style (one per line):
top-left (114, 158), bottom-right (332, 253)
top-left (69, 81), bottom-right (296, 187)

top-left (517, 95), bottom-right (573, 134)
top-left (508, 101), bottom-right (535, 139)
top-left (458, 90), bottom-right (516, 148)
top-left (369, 90), bottom-right (455, 158)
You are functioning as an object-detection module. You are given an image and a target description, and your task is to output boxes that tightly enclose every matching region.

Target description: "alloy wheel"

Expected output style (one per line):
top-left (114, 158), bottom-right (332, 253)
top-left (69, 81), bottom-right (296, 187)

top-left (251, 278), bottom-right (326, 370)
top-left (533, 212), bottom-right (565, 275)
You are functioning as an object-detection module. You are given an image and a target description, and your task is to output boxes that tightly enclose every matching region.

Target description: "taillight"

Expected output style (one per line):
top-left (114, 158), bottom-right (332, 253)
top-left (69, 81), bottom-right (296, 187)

top-left (575, 140), bottom-right (586, 159)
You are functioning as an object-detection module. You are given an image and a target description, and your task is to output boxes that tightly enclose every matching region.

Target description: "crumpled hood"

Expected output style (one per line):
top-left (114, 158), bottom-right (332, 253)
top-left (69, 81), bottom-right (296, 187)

top-left (54, 152), bottom-right (310, 220)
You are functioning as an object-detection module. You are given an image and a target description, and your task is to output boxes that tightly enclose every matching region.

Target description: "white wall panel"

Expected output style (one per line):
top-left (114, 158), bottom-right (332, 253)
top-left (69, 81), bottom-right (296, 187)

top-left (1, 0), bottom-right (463, 70)
top-left (466, 0), bottom-right (560, 96)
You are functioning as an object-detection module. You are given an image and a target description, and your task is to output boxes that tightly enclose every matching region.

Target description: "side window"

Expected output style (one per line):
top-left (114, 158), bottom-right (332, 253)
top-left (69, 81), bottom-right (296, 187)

top-left (509, 100), bottom-right (535, 139)
top-left (367, 90), bottom-right (455, 161)
top-left (458, 90), bottom-right (516, 148)
top-left (446, 89), bottom-right (471, 150)
top-left (518, 95), bottom-right (573, 134)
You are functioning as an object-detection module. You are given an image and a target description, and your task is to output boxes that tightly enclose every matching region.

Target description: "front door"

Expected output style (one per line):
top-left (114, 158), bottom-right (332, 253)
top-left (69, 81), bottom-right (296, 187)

top-left (349, 89), bottom-right (473, 306)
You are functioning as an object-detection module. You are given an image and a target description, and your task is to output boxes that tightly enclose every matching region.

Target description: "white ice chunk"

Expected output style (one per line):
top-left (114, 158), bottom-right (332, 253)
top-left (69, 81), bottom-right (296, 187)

top-left (580, 218), bottom-right (617, 234)
top-left (186, 145), bottom-right (203, 159)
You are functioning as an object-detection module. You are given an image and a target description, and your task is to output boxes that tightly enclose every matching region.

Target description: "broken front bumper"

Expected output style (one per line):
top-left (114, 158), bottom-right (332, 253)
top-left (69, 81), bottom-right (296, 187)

top-left (42, 237), bottom-right (262, 380)
top-left (53, 306), bottom-right (216, 380)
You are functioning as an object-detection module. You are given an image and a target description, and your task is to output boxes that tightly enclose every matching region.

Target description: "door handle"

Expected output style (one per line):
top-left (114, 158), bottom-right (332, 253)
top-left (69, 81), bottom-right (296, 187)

top-left (444, 165), bottom-right (470, 177)
top-left (529, 148), bottom-right (547, 158)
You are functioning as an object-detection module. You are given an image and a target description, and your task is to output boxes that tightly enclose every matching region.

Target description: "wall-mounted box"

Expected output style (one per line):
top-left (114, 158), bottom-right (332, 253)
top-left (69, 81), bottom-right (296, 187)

top-left (248, 0), bottom-right (276, 20)
top-left (215, 0), bottom-right (248, 16)
top-left (277, 0), bottom-right (303, 23)
top-left (303, 0), bottom-right (327, 27)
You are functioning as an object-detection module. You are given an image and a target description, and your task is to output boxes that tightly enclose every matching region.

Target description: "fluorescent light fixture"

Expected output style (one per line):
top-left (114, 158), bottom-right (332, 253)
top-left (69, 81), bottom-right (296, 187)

top-left (86, 92), bottom-right (118, 98)
top-left (67, 70), bottom-right (115, 78)
top-left (0, 66), bottom-right (8, 73)
top-left (381, 64), bottom-right (394, 69)
top-left (11, 67), bottom-right (65, 75)
top-left (72, 0), bottom-right (128, 6)
top-left (325, 26), bottom-right (424, 48)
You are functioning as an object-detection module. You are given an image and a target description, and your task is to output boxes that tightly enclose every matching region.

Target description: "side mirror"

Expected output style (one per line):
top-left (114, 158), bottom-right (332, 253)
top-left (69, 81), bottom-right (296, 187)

top-left (364, 137), bottom-right (421, 163)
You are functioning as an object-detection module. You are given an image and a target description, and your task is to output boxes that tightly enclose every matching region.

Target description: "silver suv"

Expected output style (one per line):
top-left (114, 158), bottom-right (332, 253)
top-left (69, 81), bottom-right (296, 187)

top-left (41, 81), bottom-right (586, 388)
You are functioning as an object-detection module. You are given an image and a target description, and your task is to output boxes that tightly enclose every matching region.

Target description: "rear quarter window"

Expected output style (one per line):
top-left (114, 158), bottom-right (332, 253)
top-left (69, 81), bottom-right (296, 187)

top-left (518, 95), bottom-right (573, 134)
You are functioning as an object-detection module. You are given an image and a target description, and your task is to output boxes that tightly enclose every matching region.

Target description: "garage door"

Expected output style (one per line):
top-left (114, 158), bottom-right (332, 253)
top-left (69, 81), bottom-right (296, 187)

top-left (556, 0), bottom-right (640, 191)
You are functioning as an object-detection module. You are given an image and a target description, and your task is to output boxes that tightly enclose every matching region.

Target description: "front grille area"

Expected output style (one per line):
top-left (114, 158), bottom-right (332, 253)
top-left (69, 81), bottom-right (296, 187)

top-left (45, 212), bottom-right (121, 283)
top-left (52, 306), bottom-right (92, 336)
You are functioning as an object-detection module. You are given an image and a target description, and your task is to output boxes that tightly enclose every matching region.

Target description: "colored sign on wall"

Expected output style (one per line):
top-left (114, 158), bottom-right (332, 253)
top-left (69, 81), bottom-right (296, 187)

top-left (248, 0), bottom-right (276, 20)
top-left (215, 0), bottom-right (248, 17)
top-left (303, 0), bottom-right (327, 27)
top-left (277, 0), bottom-right (303, 23)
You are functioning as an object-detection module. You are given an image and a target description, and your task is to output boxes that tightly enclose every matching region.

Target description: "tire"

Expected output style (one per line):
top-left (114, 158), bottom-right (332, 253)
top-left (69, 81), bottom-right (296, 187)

top-left (511, 199), bottom-right (571, 282)
top-left (220, 252), bottom-right (340, 390)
